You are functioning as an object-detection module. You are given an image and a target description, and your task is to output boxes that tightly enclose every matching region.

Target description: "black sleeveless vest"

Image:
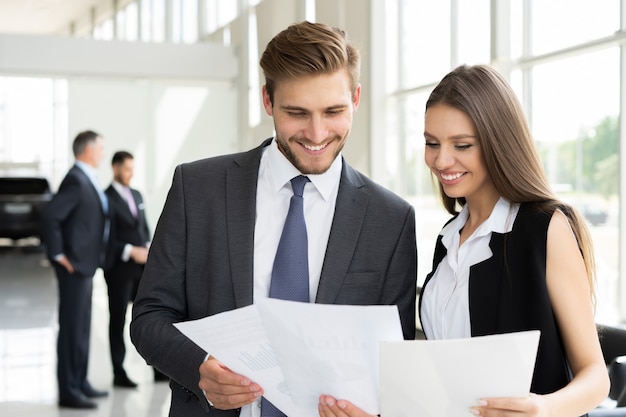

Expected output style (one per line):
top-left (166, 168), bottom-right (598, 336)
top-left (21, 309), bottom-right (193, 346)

top-left (420, 202), bottom-right (572, 395)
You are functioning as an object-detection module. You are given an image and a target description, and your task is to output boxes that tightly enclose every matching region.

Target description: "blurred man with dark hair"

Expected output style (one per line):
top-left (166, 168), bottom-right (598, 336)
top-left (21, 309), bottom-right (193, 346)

top-left (104, 151), bottom-right (159, 388)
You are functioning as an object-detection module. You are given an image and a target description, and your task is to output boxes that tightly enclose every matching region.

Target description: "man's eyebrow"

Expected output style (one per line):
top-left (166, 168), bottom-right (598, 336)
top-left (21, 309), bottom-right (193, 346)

top-left (326, 104), bottom-right (349, 111)
top-left (280, 105), bottom-right (308, 112)
top-left (279, 104), bottom-right (349, 112)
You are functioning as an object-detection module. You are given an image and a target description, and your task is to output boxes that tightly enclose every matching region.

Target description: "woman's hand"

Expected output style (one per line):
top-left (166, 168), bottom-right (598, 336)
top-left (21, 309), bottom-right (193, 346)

top-left (318, 395), bottom-right (377, 417)
top-left (470, 393), bottom-right (547, 417)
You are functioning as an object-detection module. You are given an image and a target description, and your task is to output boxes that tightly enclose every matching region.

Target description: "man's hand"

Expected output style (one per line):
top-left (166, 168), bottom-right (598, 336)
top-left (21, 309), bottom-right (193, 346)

top-left (198, 356), bottom-right (263, 410)
top-left (129, 246), bottom-right (149, 264)
top-left (56, 255), bottom-right (75, 274)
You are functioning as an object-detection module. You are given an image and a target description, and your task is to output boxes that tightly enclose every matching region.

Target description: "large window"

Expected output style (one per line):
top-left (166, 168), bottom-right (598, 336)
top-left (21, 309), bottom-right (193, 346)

top-left (0, 78), bottom-right (68, 186)
top-left (530, 49), bottom-right (620, 322)
top-left (386, 0), bottom-right (623, 324)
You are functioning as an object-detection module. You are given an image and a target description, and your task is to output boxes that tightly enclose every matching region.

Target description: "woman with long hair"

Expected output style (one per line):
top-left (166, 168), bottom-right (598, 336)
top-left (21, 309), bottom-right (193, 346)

top-left (319, 64), bottom-right (609, 417)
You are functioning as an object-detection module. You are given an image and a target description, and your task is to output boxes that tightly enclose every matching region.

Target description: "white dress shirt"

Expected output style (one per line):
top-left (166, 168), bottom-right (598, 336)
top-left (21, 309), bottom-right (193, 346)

top-left (239, 138), bottom-right (342, 417)
top-left (75, 161), bottom-right (107, 212)
top-left (420, 197), bottom-right (520, 340)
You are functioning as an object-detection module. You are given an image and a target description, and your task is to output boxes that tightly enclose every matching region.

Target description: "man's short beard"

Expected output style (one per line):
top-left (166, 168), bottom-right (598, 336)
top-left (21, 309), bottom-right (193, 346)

top-left (275, 134), bottom-right (344, 175)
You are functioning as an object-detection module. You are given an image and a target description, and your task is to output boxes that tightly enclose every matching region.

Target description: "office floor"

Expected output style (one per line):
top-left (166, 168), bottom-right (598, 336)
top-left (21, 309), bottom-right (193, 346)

top-left (0, 241), bottom-right (171, 417)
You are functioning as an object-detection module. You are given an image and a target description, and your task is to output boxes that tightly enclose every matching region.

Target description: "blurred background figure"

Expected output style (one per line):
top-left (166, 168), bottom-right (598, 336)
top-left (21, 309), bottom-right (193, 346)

top-left (40, 130), bottom-right (111, 409)
top-left (103, 150), bottom-right (163, 388)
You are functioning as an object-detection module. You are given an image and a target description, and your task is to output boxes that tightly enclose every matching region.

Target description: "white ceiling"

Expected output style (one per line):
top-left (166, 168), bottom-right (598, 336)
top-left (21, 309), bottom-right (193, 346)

top-left (0, 0), bottom-right (99, 35)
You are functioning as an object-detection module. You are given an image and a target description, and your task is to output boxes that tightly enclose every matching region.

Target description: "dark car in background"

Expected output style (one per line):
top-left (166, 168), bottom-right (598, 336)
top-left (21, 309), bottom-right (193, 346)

top-left (582, 205), bottom-right (609, 226)
top-left (0, 177), bottom-right (53, 241)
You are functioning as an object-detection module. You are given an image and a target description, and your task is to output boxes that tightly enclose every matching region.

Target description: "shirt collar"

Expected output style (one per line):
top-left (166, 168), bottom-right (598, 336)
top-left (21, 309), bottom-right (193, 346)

top-left (486, 197), bottom-right (518, 234)
top-left (440, 197), bottom-right (518, 247)
top-left (75, 160), bottom-right (98, 181)
top-left (266, 138), bottom-right (342, 201)
top-left (111, 180), bottom-right (127, 196)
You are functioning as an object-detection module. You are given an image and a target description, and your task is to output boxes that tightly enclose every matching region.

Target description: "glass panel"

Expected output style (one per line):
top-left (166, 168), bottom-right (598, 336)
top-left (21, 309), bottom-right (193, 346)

top-left (530, 0), bottom-right (620, 55)
top-left (205, 0), bottom-right (218, 33)
top-left (152, 0), bottom-right (166, 42)
top-left (97, 19), bottom-right (114, 40)
top-left (385, 0), bottom-right (399, 93)
top-left (141, 0), bottom-right (153, 41)
top-left (216, 0), bottom-right (237, 28)
top-left (51, 79), bottom-right (69, 184)
top-left (182, 0), bottom-right (198, 43)
top-left (399, 0), bottom-right (451, 88)
top-left (204, 0), bottom-right (238, 34)
top-left (509, 0), bottom-right (524, 60)
top-left (172, 0), bottom-right (182, 42)
top-left (404, 93), bottom-right (427, 198)
top-left (456, 0), bottom-right (490, 65)
top-left (125, 2), bottom-right (139, 41)
top-left (0, 77), bottom-right (57, 181)
top-left (401, 92), bottom-right (451, 286)
top-left (530, 49), bottom-right (620, 323)
top-left (305, 0), bottom-right (315, 21)
top-left (248, 12), bottom-right (260, 127)
top-left (116, 8), bottom-right (126, 40)
top-left (384, 97), bottom-right (401, 191)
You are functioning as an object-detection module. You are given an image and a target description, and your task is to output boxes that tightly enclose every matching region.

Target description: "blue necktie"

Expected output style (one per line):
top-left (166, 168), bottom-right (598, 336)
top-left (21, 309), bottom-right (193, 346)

top-left (261, 175), bottom-right (310, 417)
top-left (269, 175), bottom-right (310, 302)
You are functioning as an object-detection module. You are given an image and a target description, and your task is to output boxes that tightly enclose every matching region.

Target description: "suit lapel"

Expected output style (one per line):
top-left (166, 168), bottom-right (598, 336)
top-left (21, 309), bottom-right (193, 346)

top-left (130, 189), bottom-right (148, 232)
top-left (226, 140), bottom-right (270, 308)
top-left (315, 162), bottom-right (369, 304)
top-left (128, 188), bottom-right (142, 224)
top-left (107, 186), bottom-right (135, 223)
top-left (73, 165), bottom-right (103, 213)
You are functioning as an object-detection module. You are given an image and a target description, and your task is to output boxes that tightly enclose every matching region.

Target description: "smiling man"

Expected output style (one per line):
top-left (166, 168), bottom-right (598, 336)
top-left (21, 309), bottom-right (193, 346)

top-left (131, 21), bottom-right (417, 417)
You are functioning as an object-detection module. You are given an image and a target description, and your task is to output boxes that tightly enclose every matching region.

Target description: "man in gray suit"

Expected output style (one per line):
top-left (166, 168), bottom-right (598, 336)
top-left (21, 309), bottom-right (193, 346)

top-left (131, 21), bottom-right (417, 417)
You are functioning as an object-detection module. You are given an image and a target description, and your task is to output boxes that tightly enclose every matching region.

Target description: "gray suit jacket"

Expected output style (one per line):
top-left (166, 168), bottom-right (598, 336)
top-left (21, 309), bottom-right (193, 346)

top-left (131, 139), bottom-right (417, 417)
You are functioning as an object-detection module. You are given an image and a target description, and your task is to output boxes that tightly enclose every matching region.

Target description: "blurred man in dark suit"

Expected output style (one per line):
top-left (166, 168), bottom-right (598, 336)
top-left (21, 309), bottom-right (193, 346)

top-left (41, 130), bottom-right (111, 409)
top-left (103, 151), bottom-right (153, 388)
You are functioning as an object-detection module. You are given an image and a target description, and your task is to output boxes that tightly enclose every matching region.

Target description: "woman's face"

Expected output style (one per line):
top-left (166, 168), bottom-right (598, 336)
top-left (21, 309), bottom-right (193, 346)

top-left (424, 103), bottom-right (496, 203)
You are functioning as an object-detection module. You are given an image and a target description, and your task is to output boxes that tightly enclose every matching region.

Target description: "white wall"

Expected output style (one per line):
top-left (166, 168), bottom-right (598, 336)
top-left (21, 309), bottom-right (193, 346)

top-left (68, 77), bottom-right (238, 229)
top-left (0, 34), bottom-right (236, 80)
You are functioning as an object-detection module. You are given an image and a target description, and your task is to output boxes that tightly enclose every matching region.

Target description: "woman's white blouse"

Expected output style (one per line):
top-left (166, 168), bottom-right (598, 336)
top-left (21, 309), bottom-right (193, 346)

top-left (421, 198), bottom-right (520, 340)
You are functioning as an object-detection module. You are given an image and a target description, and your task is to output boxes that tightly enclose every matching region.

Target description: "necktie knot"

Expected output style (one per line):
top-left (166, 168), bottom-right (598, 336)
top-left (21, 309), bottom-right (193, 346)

top-left (290, 175), bottom-right (309, 197)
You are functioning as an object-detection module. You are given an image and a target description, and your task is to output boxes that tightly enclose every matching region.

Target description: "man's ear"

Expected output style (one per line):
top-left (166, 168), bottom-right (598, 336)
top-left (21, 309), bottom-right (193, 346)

top-left (262, 85), bottom-right (273, 116)
top-left (352, 84), bottom-right (362, 112)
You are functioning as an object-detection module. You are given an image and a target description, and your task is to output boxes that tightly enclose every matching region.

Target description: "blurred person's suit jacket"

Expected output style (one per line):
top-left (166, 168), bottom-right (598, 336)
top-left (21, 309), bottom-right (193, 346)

top-left (104, 184), bottom-right (150, 378)
top-left (42, 165), bottom-right (112, 275)
top-left (41, 164), bottom-right (113, 401)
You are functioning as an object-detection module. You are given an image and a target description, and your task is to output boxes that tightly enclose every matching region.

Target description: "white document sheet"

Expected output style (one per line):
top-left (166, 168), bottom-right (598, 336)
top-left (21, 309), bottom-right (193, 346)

top-left (380, 330), bottom-right (540, 417)
top-left (174, 298), bottom-right (404, 417)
